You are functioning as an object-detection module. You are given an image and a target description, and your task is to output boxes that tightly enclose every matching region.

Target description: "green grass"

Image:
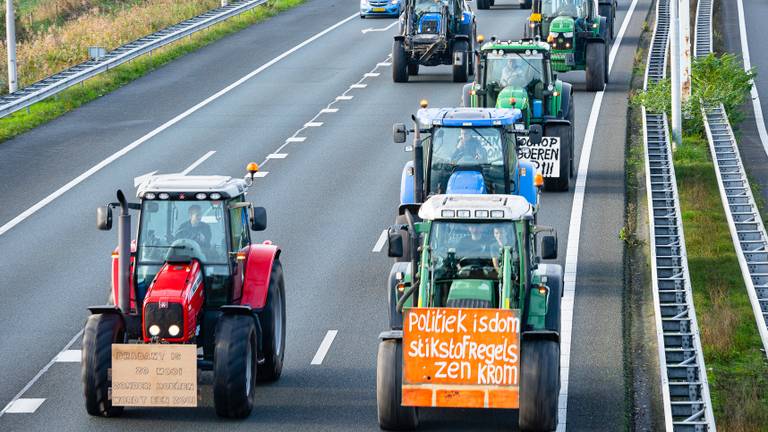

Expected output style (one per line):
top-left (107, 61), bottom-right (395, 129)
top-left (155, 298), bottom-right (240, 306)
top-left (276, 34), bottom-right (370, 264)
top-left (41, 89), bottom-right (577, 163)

top-left (674, 134), bottom-right (768, 432)
top-left (0, 0), bottom-right (304, 143)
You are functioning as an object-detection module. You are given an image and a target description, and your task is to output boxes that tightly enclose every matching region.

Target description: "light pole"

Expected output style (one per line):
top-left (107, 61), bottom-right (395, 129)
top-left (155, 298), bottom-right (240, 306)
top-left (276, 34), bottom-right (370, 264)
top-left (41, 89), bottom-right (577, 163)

top-left (670, 0), bottom-right (681, 147)
top-left (680, 0), bottom-right (691, 102)
top-left (6, 0), bottom-right (17, 93)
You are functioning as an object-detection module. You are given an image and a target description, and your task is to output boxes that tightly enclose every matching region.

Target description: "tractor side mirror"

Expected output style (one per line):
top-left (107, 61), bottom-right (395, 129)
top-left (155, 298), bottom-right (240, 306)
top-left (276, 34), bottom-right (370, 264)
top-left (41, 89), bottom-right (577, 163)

top-left (387, 229), bottom-right (404, 258)
top-left (251, 206), bottom-right (267, 232)
top-left (528, 124), bottom-right (543, 146)
top-left (97, 206), bottom-right (112, 231)
top-left (541, 235), bottom-right (557, 260)
top-left (393, 123), bottom-right (407, 144)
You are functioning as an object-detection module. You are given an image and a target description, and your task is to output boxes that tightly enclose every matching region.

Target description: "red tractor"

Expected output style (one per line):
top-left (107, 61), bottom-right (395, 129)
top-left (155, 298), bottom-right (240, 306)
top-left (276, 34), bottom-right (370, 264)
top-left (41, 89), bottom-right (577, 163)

top-left (82, 164), bottom-right (286, 418)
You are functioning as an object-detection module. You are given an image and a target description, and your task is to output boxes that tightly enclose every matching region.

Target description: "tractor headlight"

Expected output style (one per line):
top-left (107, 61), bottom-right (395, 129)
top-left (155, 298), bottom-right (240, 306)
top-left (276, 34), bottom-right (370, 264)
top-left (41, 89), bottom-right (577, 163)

top-left (390, 0), bottom-right (398, 4)
top-left (149, 325), bottom-right (161, 336)
top-left (168, 325), bottom-right (181, 337)
top-left (360, 0), bottom-right (368, 5)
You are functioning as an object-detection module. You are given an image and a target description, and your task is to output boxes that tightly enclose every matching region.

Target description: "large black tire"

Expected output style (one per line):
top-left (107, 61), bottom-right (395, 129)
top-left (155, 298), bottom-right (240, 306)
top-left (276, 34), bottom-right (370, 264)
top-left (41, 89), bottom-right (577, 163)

top-left (214, 314), bottom-right (258, 418)
top-left (604, 37), bottom-right (610, 84)
top-left (83, 313), bottom-right (125, 417)
top-left (452, 40), bottom-right (469, 83)
top-left (476, 0), bottom-right (490, 10)
top-left (568, 100), bottom-right (575, 178)
top-left (393, 40), bottom-right (409, 83)
top-left (520, 0), bottom-right (533, 9)
top-left (539, 264), bottom-right (563, 332)
top-left (599, 4), bottom-right (615, 39)
top-left (256, 259), bottom-right (286, 382)
top-left (585, 42), bottom-right (606, 91)
top-left (543, 123), bottom-right (571, 191)
top-left (377, 339), bottom-right (418, 430)
top-left (407, 63), bottom-right (419, 76)
top-left (519, 339), bottom-right (560, 432)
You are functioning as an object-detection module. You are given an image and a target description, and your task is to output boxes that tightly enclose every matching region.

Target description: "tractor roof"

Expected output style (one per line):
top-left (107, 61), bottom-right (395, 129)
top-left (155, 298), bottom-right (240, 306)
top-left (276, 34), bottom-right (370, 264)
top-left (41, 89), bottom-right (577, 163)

top-left (419, 194), bottom-right (534, 221)
top-left (136, 174), bottom-right (248, 199)
top-left (416, 107), bottom-right (523, 128)
top-left (479, 39), bottom-right (551, 53)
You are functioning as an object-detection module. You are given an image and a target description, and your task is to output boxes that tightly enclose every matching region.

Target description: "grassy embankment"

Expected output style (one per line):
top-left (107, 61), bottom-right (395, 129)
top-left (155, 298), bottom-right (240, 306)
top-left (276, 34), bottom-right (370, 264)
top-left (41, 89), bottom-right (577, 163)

top-left (0, 0), bottom-right (304, 143)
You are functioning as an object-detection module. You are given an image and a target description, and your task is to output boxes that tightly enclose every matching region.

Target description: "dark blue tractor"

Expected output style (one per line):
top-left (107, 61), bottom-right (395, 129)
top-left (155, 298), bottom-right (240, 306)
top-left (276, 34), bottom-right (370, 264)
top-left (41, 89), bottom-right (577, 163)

top-left (392, 0), bottom-right (476, 82)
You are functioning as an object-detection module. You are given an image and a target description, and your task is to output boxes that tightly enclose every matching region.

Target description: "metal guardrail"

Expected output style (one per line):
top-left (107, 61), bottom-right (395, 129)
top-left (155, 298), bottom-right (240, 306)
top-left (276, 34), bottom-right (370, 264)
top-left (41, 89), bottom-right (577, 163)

top-left (0, 0), bottom-right (268, 118)
top-left (642, 0), bottom-right (716, 430)
top-left (696, 0), bottom-right (768, 359)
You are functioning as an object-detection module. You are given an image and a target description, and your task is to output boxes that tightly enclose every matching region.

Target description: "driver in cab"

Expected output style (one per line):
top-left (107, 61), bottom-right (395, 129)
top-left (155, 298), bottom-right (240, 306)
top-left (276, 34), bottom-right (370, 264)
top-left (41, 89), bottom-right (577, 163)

top-left (452, 131), bottom-right (488, 163)
top-left (175, 205), bottom-right (211, 248)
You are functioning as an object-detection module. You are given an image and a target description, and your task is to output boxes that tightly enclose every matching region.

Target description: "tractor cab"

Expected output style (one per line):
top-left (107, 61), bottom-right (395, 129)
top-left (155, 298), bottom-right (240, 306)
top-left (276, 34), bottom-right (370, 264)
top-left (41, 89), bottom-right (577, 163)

top-left (393, 105), bottom-right (542, 212)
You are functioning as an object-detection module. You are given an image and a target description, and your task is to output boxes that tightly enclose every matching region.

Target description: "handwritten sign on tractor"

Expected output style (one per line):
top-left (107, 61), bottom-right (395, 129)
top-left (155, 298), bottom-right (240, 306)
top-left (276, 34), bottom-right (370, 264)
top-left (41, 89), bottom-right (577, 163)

top-left (517, 136), bottom-right (560, 178)
top-left (111, 344), bottom-right (197, 407)
top-left (402, 308), bottom-right (520, 409)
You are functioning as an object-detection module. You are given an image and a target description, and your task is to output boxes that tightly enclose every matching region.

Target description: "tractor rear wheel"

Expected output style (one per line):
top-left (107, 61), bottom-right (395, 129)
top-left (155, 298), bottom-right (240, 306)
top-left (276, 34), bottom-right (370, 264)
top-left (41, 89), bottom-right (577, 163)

top-left (257, 259), bottom-right (286, 382)
top-left (477, 0), bottom-right (489, 10)
top-left (567, 95), bottom-right (576, 178)
top-left (82, 313), bottom-right (125, 417)
top-left (452, 41), bottom-right (469, 83)
top-left (519, 339), bottom-right (560, 432)
top-left (520, 0), bottom-right (533, 9)
top-left (377, 339), bottom-right (418, 430)
top-left (393, 40), bottom-right (409, 83)
top-left (543, 123), bottom-right (571, 192)
top-left (585, 42), bottom-right (606, 91)
top-left (214, 314), bottom-right (258, 418)
top-left (407, 63), bottom-right (419, 76)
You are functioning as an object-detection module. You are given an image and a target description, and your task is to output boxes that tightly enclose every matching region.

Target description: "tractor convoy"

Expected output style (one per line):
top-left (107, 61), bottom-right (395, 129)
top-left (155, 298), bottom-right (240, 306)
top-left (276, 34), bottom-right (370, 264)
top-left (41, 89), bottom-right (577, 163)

top-left (80, 1), bottom-right (597, 430)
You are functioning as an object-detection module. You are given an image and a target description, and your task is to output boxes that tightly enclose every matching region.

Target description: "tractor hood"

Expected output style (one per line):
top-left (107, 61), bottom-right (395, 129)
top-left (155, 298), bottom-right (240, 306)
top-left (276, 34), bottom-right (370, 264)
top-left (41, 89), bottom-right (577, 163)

top-left (496, 86), bottom-right (529, 112)
top-left (447, 279), bottom-right (494, 307)
top-left (418, 12), bottom-right (442, 34)
top-left (549, 15), bottom-right (575, 33)
top-left (142, 259), bottom-right (205, 342)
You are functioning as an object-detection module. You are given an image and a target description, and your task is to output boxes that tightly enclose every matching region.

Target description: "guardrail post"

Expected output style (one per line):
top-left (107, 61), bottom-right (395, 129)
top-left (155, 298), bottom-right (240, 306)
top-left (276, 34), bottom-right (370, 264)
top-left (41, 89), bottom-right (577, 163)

top-left (6, 0), bottom-right (17, 93)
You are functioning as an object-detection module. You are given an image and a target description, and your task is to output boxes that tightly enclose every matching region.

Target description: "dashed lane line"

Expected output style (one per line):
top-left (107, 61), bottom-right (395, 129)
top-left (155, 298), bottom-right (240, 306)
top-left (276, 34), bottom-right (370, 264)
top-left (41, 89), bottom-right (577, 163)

top-left (311, 330), bottom-right (338, 365)
top-left (4, 399), bottom-right (45, 414)
top-left (54, 350), bottom-right (81, 363)
top-left (180, 150), bottom-right (216, 175)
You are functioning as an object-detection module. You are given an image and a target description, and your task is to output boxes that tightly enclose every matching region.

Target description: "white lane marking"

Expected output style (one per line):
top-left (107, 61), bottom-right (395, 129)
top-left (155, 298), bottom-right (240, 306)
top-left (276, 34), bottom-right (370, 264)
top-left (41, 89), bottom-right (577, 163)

top-left (311, 330), bottom-right (338, 365)
top-left (321, 108), bottom-right (339, 113)
top-left (266, 153), bottom-right (288, 159)
top-left (364, 72), bottom-right (380, 77)
top-left (336, 95), bottom-right (354, 101)
top-left (133, 170), bottom-right (157, 187)
top-left (372, 229), bottom-right (388, 252)
top-left (5, 399), bottom-right (45, 414)
top-left (180, 150), bottom-right (216, 175)
top-left (377, 62), bottom-right (392, 67)
top-left (350, 83), bottom-right (368, 89)
top-left (304, 121), bottom-right (323, 127)
top-left (0, 12), bottom-right (358, 238)
top-left (0, 330), bottom-right (83, 418)
top-left (286, 137), bottom-right (306, 143)
top-left (736, 0), bottom-right (768, 157)
top-left (253, 171), bottom-right (269, 178)
top-left (361, 21), bottom-right (398, 34)
top-left (556, 0), bottom-right (639, 430)
top-left (54, 350), bottom-right (81, 363)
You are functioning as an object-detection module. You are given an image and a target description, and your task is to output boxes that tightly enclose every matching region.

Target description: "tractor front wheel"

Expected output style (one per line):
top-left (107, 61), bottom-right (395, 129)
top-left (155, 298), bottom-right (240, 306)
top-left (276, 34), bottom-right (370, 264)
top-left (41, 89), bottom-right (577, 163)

top-left (477, 0), bottom-right (490, 10)
top-left (393, 40), bottom-right (409, 83)
top-left (213, 314), bottom-right (258, 418)
top-left (82, 313), bottom-right (125, 417)
top-left (256, 259), bottom-right (286, 382)
top-left (452, 41), bottom-right (469, 83)
top-left (377, 339), bottom-right (418, 430)
top-left (519, 339), bottom-right (560, 432)
top-left (585, 42), bottom-right (606, 91)
top-left (407, 63), bottom-right (419, 76)
top-left (543, 123), bottom-right (571, 192)
top-left (520, 0), bottom-right (532, 9)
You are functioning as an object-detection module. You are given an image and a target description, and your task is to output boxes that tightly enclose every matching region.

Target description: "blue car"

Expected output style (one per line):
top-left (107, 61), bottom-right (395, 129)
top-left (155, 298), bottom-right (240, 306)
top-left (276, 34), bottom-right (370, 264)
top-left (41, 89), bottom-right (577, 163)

top-left (360, 0), bottom-right (402, 18)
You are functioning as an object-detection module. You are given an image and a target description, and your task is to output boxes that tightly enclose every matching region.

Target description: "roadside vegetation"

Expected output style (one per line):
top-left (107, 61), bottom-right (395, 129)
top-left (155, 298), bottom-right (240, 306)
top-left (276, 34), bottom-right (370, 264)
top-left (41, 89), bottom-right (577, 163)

top-left (632, 51), bottom-right (768, 431)
top-left (0, 0), bottom-right (304, 143)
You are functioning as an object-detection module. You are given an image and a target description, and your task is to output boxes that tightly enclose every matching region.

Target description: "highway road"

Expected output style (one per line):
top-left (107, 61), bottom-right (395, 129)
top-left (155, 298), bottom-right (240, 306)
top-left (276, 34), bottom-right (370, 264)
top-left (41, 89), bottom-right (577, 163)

top-left (0, 0), bottom-right (648, 430)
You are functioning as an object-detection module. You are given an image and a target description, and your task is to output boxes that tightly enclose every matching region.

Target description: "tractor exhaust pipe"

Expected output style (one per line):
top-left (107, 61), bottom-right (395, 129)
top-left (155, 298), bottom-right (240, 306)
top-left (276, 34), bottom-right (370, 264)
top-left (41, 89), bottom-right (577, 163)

top-left (116, 190), bottom-right (131, 314)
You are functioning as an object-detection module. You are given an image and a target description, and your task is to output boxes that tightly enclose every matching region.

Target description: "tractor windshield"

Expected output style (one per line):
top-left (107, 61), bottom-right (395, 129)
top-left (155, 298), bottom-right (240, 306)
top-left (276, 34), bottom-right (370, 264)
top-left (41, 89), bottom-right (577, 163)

top-left (414, 0), bottom-right (450, 14)
top-left (427, 126), bottom-right (511, 194)
top-left (542, 0), bottom-right (589, 19)
top-left (486, 53), bottom-right (544, 89)
top-left (429, 221), bottom-right (519, 281)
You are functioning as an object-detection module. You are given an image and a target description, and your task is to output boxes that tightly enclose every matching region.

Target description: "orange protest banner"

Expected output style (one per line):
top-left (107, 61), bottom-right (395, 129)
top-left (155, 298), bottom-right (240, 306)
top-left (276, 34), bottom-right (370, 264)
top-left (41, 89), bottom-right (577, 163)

top-left (402, 308), bottom-right (520, 409)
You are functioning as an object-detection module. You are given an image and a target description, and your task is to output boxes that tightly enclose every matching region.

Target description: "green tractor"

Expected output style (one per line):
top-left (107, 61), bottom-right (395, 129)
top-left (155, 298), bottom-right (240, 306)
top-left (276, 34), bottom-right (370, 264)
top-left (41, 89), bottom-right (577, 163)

top-left (463, 38), bottom-right (574, 191)
top-left (377, 194), bottom-right (562, 431)
top-left (525, 0), bottom-right (615, 91)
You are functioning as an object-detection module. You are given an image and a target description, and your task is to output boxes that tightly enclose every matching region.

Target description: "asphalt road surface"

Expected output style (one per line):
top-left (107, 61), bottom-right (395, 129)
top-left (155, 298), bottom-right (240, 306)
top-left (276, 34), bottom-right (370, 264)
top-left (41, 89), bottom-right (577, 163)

top-left (0, 0), bottom-right (649, 430)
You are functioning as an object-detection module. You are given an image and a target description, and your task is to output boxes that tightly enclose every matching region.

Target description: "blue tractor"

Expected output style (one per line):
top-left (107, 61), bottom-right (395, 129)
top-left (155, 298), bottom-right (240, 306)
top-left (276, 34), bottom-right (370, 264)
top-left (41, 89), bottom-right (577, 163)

top-left (392, 0), bottom-right (476, 82)
top-left (392, 105), bottom-right (544, 260)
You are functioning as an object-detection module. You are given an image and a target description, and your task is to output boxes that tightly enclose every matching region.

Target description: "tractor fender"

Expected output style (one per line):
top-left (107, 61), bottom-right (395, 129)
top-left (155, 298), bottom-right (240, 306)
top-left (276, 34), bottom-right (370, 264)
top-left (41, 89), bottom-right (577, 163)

top-left (521, 330), bottom-right (559, 343)
top-left (558, 82), bottom-right (573, 119)
top-left (241, 243), bottom-right (281, 310)
top-left (542, 118), bottom-right (571, 128)
top-left (394, 34), bottom-right (405, 42)
top-left (537, 263), bottom-right (563, 333)
top-left (388, 262), bottom-right (412, 329)
top-left (515, 160), bottom-right (539, 207)
top-left (400, 161), bottom-right (416, 205)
